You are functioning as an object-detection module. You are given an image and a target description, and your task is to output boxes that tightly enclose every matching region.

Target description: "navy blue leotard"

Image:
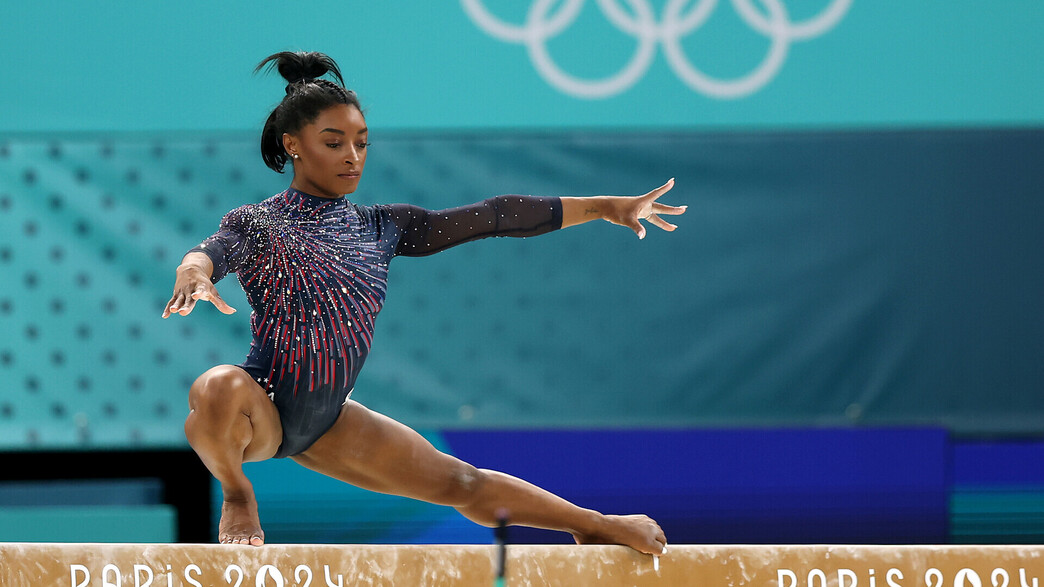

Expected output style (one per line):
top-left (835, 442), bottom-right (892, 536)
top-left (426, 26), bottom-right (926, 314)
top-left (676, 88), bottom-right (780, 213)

top-left (189, 188), bottom-right (562, 457)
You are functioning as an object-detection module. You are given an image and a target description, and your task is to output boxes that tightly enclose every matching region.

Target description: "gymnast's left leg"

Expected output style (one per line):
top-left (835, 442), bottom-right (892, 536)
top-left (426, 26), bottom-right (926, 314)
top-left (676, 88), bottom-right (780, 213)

top-left (292, 400), bottom-right (667, 555)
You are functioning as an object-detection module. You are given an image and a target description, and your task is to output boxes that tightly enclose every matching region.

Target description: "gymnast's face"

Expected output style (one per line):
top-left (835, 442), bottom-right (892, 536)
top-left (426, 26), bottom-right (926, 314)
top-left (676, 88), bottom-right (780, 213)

top-left (283, 103), bottom-right (369, 198)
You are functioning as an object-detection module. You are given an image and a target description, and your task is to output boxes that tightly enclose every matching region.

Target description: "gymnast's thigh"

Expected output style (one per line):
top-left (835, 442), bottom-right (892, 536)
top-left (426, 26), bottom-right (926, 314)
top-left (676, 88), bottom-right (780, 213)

top-left (291, 400), bottom-right (478, 505)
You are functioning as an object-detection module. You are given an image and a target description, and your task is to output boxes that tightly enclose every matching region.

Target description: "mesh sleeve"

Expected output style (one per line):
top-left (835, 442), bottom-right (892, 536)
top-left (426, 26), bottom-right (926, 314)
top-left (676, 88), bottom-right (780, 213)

top-left (388, 195), bottom-right (562, 257)
top-left (186, 205), bottom-right (258, 283)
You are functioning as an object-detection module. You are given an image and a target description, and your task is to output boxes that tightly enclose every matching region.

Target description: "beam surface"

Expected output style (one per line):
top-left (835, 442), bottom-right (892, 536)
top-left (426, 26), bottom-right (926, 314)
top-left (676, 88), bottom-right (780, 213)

top-left (2, 543), bottom-right (1043, 586)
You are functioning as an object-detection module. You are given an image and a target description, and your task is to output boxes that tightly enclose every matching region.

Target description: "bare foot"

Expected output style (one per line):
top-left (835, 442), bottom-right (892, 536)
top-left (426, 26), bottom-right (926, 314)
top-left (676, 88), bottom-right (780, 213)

top-left (219, 497), bottom-right (265, 546)
top-left (572, 514), bottom-right (667, 555)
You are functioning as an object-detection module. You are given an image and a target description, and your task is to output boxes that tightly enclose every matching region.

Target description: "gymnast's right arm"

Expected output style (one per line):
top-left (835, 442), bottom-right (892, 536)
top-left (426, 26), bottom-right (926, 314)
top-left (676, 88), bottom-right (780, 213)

top-left (163, 205), bottom-right (258, 318)
top-left (162, 251), bottom-right (237, 318)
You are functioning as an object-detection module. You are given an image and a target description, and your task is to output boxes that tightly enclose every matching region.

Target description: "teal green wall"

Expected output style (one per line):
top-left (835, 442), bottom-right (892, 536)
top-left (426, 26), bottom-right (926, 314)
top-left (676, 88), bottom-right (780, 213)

top-left (2, 128), bottom-right (1042, 450)
top-left (1, 1), bottom-right (1042, 132)
top-left (0, 506), bottom-right (175, 542)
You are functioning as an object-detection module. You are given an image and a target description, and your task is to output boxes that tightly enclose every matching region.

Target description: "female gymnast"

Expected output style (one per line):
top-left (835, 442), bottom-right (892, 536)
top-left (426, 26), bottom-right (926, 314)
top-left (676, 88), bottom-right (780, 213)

top-left (162, 51), bottom-right (686, 555)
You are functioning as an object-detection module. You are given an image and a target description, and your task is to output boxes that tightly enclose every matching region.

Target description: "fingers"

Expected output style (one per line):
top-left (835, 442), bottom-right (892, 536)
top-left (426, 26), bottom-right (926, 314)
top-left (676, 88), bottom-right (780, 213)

top-left (178, 293), bottom-right (200, 316)
top-left (631, 178), bottom-right (685, 238)
top-left (164, 284), bottom-right (236, 318)
top-left (631, 210), bottom-right (680, 238)
top-left (164, 289), bottom-right (198, 318)
top-left (191, 284), bottom-right (237, 315)
top-left (630, 215), bottom-right (675, 239)
top-left (628, 219), bottom-right (647, 240)
top-left (163, 292), bottom-right (189, 318)
top-left (644, 177), bottom-right (675, 201)
top-left (646, 213), bottom-right (677, 232)
top-left (161, 294), bottom-right (178, 319)
top-left (652, 201), bottom-right (687, 216)
top-left (204, 288), bottom-right (237, 315)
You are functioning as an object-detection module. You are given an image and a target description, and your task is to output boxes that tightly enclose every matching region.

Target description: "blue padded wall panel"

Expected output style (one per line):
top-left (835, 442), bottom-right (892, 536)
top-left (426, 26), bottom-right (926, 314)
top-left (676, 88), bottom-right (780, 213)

top-left (951, 441), bottom-right (1044, 543)
top-left (443, 428), bottom-right (950, 544)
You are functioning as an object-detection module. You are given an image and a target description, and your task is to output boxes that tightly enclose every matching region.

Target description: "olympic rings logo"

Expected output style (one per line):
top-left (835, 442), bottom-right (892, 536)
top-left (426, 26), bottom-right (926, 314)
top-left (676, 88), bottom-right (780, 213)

top-left (460, 0), bottom-right (852, 99)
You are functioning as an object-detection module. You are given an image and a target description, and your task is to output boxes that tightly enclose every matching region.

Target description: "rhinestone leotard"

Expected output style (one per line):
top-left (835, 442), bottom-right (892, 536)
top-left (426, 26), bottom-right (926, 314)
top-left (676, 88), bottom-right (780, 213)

top-left (189, 188), bottom-right (562, 457)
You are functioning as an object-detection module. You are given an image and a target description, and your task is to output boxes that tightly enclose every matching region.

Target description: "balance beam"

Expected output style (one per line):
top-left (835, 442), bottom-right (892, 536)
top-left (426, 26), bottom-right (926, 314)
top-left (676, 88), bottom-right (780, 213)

top-left (2, 543), bottom-right (1043, 586)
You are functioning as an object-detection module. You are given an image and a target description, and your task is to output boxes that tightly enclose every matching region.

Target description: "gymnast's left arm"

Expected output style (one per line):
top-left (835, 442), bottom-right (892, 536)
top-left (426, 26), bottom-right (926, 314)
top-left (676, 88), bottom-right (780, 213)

top-left (561, 178), bottom-right (686, 239)
top-left (388, 178), bottom-right (685, 257)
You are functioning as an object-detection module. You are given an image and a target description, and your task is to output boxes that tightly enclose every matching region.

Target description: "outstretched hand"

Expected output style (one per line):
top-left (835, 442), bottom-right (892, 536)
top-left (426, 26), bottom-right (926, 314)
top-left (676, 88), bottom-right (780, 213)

top-left (603, 178), bottom-right (686, 239)
top-left (162, 267), bottom-right (236, 318)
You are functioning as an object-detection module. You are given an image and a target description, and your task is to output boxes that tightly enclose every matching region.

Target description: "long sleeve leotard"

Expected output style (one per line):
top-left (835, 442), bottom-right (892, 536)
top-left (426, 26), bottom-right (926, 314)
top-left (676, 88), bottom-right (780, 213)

top-left (189, 188), bottom-right (562, 457)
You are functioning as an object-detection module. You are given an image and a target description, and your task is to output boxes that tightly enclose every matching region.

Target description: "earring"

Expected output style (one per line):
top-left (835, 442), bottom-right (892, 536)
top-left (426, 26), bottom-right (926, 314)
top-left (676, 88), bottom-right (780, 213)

top-left (292, 153), bottom-right (299, 159)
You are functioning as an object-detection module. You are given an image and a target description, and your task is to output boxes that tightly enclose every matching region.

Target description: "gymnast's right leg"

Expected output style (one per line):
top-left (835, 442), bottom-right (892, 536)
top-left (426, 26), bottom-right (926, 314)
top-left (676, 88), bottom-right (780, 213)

top-left (184, 365), bottom-right (283, 546)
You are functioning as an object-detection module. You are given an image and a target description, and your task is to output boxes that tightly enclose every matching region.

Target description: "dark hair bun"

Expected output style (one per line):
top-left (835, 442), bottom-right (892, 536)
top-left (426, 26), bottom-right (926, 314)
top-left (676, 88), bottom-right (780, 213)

top-left (255, 51), bottom-right (345, 87)
top-left (255, 51), bottom-right (361, 174)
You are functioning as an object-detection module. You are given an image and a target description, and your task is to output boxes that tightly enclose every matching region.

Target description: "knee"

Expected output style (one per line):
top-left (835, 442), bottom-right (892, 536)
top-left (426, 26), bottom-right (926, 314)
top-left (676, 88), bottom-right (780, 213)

top-left (188, 365), bottom-right (253, 414)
